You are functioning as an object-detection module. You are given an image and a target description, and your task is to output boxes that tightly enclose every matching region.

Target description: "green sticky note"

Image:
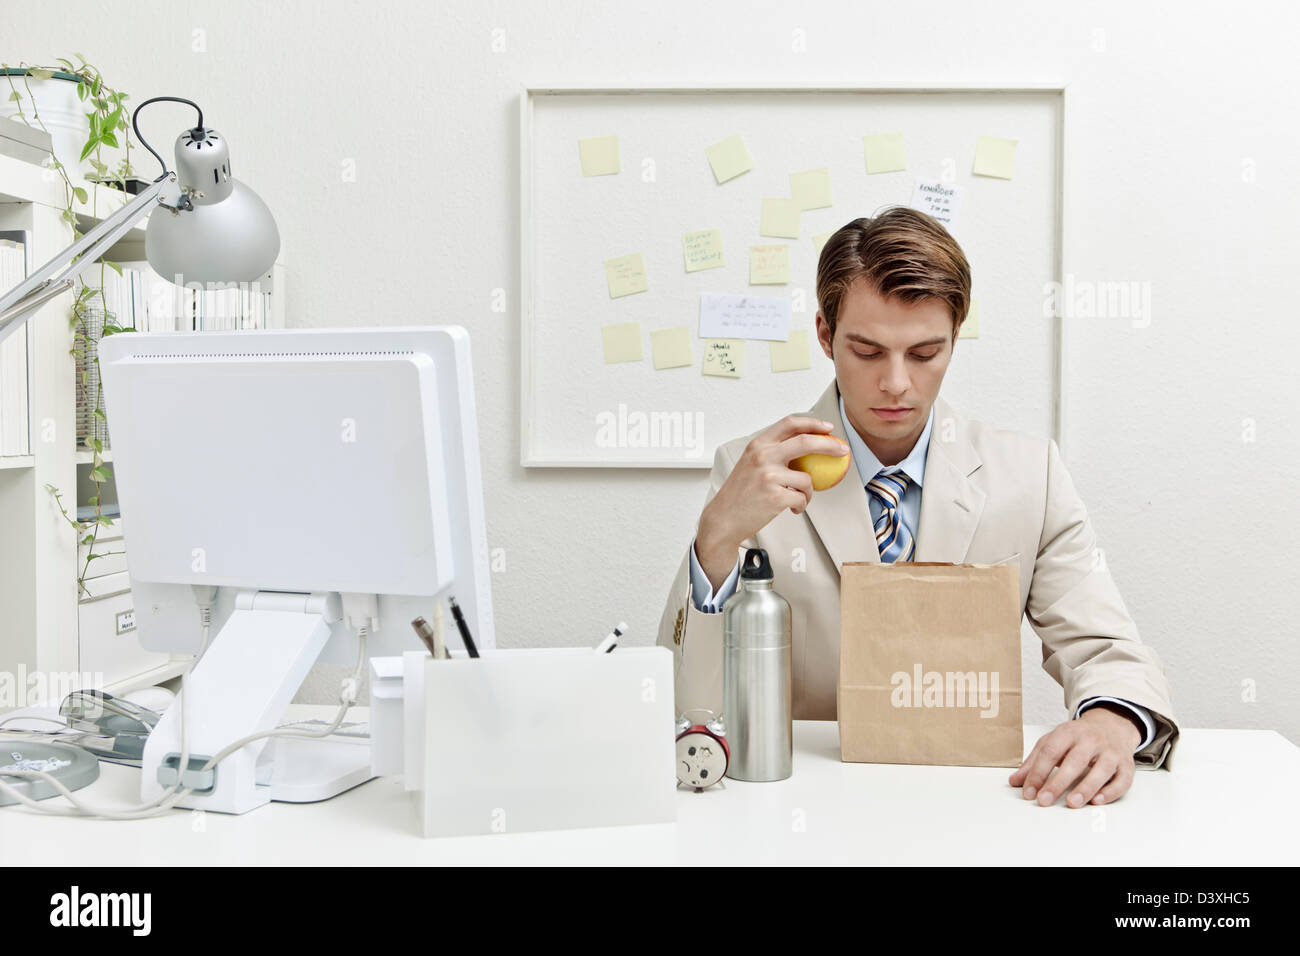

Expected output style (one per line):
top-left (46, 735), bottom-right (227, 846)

top-left (769, 329), bottom-right (811, 372)
top-left (864, 131), bottom-right (906, 174)
top-left (579, 135), bottom-right (620, 176)
top-left (682, 228), bottom-right (725, 272)
top-left (702, 338), bottom-right (744, 378)
top-left (972, 136), bottom-right (1017, 179)
top-left (958, 297), bottom-right (980, 339)
top-left (705, 134), bottom-right (754, 184)
top-left (749, 244), bottom-right (791, 285)
top-left (789, 168), bottom-right (832, 210)
top-left (760, 198), bottom-right (802, 239)
top-left (812, 230), bottom-right (834, 256)
top-left (601, 322), bottom-right (643, 363)
top-left (650, 326), bottom-right (694, 370)
top-left (604, 252), bottom-right (649, 297)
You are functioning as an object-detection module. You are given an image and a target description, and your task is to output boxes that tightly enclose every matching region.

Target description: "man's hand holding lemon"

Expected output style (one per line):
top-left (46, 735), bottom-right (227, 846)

top-left (695, 415), bottom-right (852, 592)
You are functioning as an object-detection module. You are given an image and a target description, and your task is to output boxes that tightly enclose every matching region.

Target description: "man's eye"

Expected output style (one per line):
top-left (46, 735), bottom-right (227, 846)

top-left (856, 351), bottom-right (880, 360)
top-left (912, 352), bottom-right (938, 361)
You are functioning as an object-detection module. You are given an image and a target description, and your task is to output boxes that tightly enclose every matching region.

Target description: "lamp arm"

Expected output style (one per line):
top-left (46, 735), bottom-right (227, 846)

top-left (0, 172), bottom-right (177, 344)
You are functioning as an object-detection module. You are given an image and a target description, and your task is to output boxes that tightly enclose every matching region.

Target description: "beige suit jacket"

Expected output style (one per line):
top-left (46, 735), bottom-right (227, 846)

top-left (656, 379), bottom-right (1179, 770)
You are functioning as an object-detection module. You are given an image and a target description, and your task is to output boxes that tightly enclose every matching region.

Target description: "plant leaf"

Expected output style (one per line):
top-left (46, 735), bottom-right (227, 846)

top-left (7, 91), bottom-right (20, 102)
top-left (100, 130), bottom-right (118, 148)
top-left (104, 260), bottom-right (122, 276)
top-left (76, 80), bottom-right (87, 101)
top-left (28, 67), bottom-right (54, 81)
top-left (79, 137), bottom-right (97, 162)
top-left (73, 185), bottom-right (88, 204)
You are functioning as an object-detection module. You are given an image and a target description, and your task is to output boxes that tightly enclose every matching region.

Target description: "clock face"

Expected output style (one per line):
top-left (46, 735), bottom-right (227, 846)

top-left (677, 730), bottom-right (728, 789)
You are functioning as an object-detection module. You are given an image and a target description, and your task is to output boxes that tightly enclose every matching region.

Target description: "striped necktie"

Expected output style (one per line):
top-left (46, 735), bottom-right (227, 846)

top-left (867, 469), bottom-right (915, 563)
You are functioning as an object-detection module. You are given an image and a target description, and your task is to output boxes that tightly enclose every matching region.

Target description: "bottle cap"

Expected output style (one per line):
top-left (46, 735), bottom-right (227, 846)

top-left (740, 548), bottom-right (773, 580)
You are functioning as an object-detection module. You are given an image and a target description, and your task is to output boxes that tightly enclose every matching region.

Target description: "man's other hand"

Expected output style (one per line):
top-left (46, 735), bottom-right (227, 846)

top-left (1008, 703), bottom-right (1142, 808)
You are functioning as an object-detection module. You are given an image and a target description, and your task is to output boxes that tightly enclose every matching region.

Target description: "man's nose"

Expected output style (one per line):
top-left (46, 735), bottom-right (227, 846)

top-left (881, 358), bottom-right (910, 396)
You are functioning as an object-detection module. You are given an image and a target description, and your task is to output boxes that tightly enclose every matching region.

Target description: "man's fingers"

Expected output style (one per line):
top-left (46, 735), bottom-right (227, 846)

top-left (1009, 737), bottom-right (1044, 785)
top-left (1065, 757), bottom-right (1119, 809)
top-left (762, 415), bottom-right (835, 444)
top-left (777, 430), bottom-right (851, 463)
top-left (1019, 733), bottom-right (1071, 799)
top-left (1037, 743), bottom-right (1100, 807)
top-left (1091, 761), bottom-right (1136, 806)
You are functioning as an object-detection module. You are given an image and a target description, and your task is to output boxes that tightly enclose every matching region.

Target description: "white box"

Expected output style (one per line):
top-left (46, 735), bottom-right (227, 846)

top-left (410, 646), bottom-right (677, 838)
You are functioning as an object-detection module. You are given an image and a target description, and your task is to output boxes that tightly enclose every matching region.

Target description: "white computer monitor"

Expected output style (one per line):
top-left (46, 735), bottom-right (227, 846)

top-left (98, 325), bottom-right (495, 813)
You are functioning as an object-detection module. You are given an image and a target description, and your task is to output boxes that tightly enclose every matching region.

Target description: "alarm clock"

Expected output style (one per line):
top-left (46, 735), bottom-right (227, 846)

top-left (675, 710), bottom-right (729, 791)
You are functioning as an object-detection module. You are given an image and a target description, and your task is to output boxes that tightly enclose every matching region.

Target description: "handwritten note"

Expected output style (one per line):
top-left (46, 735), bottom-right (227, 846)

top-left (770, 329), bottom-right (812, 372)
top-left (911, 180), bottom-right (964, 231)
top-left (760, 198), bottom-right (802, 239)
top-left (682, 228), bottom-right (725, 272)
top-left (578, 135), bottom-right (620, 176)
top-left (705, 134), bottom-right (754, 184)
top-left (699, 293), bottom-right (791, 342)
top-left (601, 322), bottom-right (643, 363)
top-left (958, 297), bottom-right (979, 339)
top-left (604, 252), bottom-right (649, 298)
top-left (650, 326), bottom-right (694, 370)
top-left (864, 131), bottom-right (907, 173)
top-left (749, 244), bottom-right (791, 285)
top-left (789, 168), bottom-right (832, 210)
top-left (972, 136), bottom-right (1018, 179)
top-left (702, 339), bottom-right (744, 378)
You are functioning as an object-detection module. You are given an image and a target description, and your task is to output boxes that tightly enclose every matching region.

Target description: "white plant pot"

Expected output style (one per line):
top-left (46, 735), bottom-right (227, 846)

top-left (0, 73), bottom-right (91, 174)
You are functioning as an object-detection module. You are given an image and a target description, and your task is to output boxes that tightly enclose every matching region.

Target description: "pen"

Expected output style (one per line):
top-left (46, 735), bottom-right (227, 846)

top-left (448, 596), bottom-right (480, 658)
top-left (431, 599), bottom-right (448, 659)
top-left (410, 617), bottom-right (438, 658)
top-left (594, 622), bottom-right (627, 654)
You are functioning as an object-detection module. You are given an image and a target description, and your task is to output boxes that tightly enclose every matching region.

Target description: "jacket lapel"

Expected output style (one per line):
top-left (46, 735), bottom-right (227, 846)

top-left (802, 383), bottom-right (985, 574)
top-left (913, 394), bottom-right (985, 564)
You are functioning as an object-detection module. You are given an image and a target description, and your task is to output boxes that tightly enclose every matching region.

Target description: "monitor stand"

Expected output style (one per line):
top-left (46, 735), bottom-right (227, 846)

top-left (140, 590), bottom-right (372, 814)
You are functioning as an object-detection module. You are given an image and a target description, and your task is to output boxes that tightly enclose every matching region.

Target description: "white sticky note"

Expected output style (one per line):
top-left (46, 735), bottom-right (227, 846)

top-left (769, 329), bottom-right (812, 372)
top-left (864, 131), bottom-right (906, 173)
top-left (699, 293), bottom-right (791, 342)
top-left (682, 228), bottom-right (725, 272)
top-left (972, 136), bottom-right (1018, 179)
top-left (705, 134), bottom-right (754, 184)
top-left (789, 168), bottom-right (832, 210)
top-left (579, 135), bottom-right (620, 176)
top-left (604, 252), bottom-right (649, 297)
top-left (702, 339), bottom-right (744, 378)
top-left (601, 322), bottom-right (643, 363)
top-left (749, 244), bottom-right (791, 285)
top-left (760, 198), bottom-right (802, 239)
top-left (650, 326), bottom-right (694, 370)
top-left (911, 180), bottom-right (964, 232)
top-left (958, 297), bottom-right (979, 339)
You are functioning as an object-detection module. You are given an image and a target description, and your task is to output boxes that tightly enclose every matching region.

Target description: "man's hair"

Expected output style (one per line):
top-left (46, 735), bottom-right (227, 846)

top-left (816, 206), bottom-right (971, 342)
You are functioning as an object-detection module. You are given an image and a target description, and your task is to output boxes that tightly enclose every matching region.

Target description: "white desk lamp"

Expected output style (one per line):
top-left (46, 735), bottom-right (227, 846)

top-left (0, 95), bottom-right (279, 344)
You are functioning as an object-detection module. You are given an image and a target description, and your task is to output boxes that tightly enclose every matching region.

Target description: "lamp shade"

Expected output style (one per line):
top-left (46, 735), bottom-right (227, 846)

top-left (144, 125), bottom-right (280, 286)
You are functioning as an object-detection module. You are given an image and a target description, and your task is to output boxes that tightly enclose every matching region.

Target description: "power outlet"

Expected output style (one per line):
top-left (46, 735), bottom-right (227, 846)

top-left (115, 609), bottom-right (136, 635)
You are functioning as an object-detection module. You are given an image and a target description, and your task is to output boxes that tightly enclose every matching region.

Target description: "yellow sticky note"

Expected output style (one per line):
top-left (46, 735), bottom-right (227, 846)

top-left (579, 135), bottom-right (620, 176)
top-left (650, 326), bottom-right (694, 370)
top-left (749, 244), bottom-right (791, 285)
top-left (702, 338), bottom-right (744, 378)
top-left (789, 168), bottom-right (832, 210)
top-left (604, 252), bottom-right (649, 298)
top-left (601, 322), bottom-right (643, 363)
top-left (770, 329), bottom-right (811, 372)
top-left (812, 231), bottom-right (834, 256)
top-left (864, 131), bottom-right (906, 174)
top-left (972, 136), bottom-right (1017, 179)
top-left (705, 134), bottom-right (754, 184)
top-left (958, 297), bottom-right (979, 339)
top-left (760, 198), bottom-right (802, 239)
top-left (682, 228), bottom-right (725, 272)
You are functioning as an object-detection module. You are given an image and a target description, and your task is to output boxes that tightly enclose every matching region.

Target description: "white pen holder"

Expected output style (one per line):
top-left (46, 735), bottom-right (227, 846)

top-left (370, 646), bottom-right (677, 838)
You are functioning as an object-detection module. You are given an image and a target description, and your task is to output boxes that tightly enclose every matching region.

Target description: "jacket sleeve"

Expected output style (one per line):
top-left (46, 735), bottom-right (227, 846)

top-left (1025, 439), bottom-right (1180, 770)
top-left (656, 442), bottom-right (746, 717)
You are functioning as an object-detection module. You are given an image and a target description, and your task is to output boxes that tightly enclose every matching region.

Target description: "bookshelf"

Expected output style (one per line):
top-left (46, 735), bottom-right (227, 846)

top-left (0, 152), bottom-right (286, 699)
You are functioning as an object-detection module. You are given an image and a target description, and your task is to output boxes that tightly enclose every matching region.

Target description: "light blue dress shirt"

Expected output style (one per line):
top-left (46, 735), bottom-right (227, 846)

top-left (686, 394), bottom-right (1155, 753)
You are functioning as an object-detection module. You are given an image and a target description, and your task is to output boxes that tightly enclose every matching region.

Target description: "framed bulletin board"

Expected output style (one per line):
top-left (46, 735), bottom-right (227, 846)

top-left (520, 82), bottom-right (1071, 467)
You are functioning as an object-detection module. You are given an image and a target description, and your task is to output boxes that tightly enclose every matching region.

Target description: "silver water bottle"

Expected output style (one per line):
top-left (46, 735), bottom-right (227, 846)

top-left (722, 548), bottom-right (792, 781)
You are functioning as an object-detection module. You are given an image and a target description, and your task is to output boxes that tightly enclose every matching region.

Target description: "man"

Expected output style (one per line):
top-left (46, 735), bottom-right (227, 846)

top-left (656, 207), bottom-right (1178, 808)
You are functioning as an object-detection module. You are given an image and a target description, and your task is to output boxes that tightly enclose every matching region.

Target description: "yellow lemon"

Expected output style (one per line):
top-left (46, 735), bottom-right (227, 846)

top-left (789, 435), bottom-right (852, 491)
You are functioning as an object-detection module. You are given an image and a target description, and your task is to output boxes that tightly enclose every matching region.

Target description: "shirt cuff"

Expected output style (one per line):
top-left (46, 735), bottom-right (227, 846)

top-left (1076, 696), bottom-right (1156, 754)
top-left (688, 539), bottom-right (741, 613)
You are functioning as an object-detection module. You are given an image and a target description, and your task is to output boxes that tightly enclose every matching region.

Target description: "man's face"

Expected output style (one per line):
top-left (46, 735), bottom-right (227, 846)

top-left (816, 276), bottom-right (955, 463)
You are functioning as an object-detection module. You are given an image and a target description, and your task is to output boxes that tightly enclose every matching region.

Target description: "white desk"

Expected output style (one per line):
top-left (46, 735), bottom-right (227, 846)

top-left (2, 709), bottom-right (1296, 865)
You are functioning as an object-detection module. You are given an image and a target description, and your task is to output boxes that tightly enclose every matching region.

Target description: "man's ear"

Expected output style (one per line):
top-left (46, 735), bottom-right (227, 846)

top-left (816, 310), bottom-right (833, 359)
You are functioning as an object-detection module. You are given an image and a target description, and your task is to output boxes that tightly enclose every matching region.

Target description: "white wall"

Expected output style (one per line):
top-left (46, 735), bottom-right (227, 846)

top-left (4, 0), bottom-right (1296, 744)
